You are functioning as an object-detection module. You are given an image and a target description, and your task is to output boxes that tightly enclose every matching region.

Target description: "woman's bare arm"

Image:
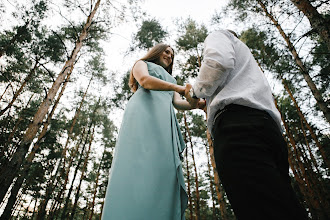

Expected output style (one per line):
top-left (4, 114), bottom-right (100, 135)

top-left (133, 61), bottom-right (185, 95)
top-left (172, 92), bottom-right (206, 110)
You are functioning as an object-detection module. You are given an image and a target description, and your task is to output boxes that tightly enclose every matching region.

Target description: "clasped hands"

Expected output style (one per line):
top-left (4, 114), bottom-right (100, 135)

top-left (184, 84), bottom-right (206, 110)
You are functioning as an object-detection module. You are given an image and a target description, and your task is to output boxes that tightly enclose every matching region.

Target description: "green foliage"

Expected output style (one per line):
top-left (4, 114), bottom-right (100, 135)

top-left (133, 18), bottom-right (168, 50)
top-left (176, 18), bottom-right (208, 52)
top-left (178, 55), bottom-right (200, 79)
top-left (311, 39), bottom-right (330, 94)
top-left (111, 71), bottom-right (133, 109)
top-left (175, 18), bottom-right (208, 83)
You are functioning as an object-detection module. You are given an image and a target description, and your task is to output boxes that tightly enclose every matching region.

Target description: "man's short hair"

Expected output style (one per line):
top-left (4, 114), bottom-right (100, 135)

top-left (227, 29), bottom-right (238, 38)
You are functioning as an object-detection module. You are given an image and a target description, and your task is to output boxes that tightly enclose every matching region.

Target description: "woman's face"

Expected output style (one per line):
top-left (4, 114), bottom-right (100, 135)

top-left (158, 47), bottom-right (174, 68)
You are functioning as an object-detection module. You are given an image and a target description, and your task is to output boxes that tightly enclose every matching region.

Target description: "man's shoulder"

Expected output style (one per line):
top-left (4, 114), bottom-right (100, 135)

top-left (211, 29), bottom-right (232, 35)
top-left (207, 29), bottom-right (233, 40)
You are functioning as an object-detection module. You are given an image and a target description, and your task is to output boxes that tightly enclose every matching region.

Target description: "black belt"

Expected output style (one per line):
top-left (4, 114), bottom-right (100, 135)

top-left (213, 104), bottom-right (269, 125)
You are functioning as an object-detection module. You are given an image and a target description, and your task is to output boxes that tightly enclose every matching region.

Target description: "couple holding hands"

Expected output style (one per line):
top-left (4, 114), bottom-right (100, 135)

top-left (101, 29), bottom-right (308, 220)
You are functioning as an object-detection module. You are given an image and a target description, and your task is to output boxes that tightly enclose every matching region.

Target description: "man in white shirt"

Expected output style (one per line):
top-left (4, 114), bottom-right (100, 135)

top-left (185, 29), bottom-right (308, 219)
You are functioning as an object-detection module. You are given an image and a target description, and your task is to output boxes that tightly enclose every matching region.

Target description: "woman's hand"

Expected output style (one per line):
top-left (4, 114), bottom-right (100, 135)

top-left (184, 84), bottom-right (199, 108)
top-left (197, 99), bottom-right (206, 110)
top-left (175, 85), bottom-right (186, 95)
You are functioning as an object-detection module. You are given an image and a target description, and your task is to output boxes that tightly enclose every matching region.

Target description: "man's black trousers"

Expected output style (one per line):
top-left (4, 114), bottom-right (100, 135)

top-left (212, 104), bottom-right (308, 220)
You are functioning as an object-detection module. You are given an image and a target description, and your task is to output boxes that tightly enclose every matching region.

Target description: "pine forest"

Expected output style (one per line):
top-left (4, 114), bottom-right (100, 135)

top-left (0, 0), bottom-right (329, 219)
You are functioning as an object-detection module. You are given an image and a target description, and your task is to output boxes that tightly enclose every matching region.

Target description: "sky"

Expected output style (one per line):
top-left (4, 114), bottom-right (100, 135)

top-left (102, 0), bottom-right (232, 127)
top-left (103, 0), bottom-right (230, 76)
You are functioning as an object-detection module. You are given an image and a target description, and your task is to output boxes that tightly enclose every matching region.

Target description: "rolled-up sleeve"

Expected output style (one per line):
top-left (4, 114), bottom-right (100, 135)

top-left (193, 31), bottom-right (236, 98)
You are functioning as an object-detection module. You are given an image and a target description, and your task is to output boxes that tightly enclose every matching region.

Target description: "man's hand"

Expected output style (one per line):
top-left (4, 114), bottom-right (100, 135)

top-left (184, 84), bottom-right (199, 109)
top-left (197, 99), bottom-right (206, 110)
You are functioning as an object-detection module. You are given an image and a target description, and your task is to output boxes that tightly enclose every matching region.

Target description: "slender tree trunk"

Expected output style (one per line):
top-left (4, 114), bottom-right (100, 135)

top-left (0, 177), bottom-right (25, 219)
top-left (35, 159), bottom-right (64, 219)
top-left (182, 118), bottom-right (193, 220)
top-left (0, 61), bottom-right (38, 116)
top-left (36, 128), bottom-right (86, 220)
top-left (62, 74), bottom-right (93, 168)
top-left (0, 0), bottom-right (102, 200)
top-left (46, 129), bottom-right (89, 220)
top-left (60, 144), bottom-right (86, 220)
top-left (89, 150), bottom-right (105, 220)
top-left (186, 147), bottom-right (193, 220)
top-left (31, 198), bottom-right (38, 219)
top-left (36, 76), bottom-right (89, 218)
top-left (291, 126), bottom-right (330, 219)
top-left (0, 83), bottom-right (11, 102)
top-left (205, 143), bottom-right (216, 220)
top-left (99, 200), bottom-right (105, 220)
top-left (290, 0), bottom-right (330, 50)
top-left (292, 129), bottom-right (328, 219)
top-left (9, 189), bottom-right (24, 219)
top-left (282, 78), bottom-right (329, 168)
top-left (83, 203), bottom-right (89, 220)
top-left (0, 70), bottom-right (72, 214)
top-left (0, 94), bottom-right (34, 162)
top-left (299, 120), bottom-right (321, 175)
top-left (23, 197), bottom-right (33, 218)
top-left (275, 99), bottom-right (328, 219)
top-left (70, 128), bottom-right (94, 220)
top-left (183, 112), bottom-right (200, 220)
top-left (257, 0), bottom-right (330, 123)
top-left (282, 120), bottom-right (314, 216)
top-left (206, 128), bottom-right (228, 219)
top-left (44, 73), bottom-right (92, 218)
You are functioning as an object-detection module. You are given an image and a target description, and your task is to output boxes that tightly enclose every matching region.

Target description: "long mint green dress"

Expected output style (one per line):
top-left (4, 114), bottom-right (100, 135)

top-left (102, 61), bottom-right (188, 220)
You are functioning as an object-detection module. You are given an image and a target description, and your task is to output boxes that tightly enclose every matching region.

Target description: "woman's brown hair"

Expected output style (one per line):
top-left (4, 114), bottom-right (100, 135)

top-left (129, 43), bottom-right (174, 92)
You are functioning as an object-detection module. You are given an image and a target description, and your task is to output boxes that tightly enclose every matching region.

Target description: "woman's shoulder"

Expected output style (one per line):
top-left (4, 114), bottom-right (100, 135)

top-left (144, 61), bottom-right (158, 68)
top-left (134, 60), bottom-right (147, 67)
top-left (144, 61), bottom-right (164, 73)
top-left (134, 60), bottom-right (156, 69)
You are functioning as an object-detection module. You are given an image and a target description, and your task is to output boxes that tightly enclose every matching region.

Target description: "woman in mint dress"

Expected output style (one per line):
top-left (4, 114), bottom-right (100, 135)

top-left (101, 44), bottom-right (204, 220)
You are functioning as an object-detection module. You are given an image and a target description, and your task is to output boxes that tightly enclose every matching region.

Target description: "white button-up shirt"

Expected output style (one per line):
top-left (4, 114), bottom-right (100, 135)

top-left (192, 29), bottom-right (282, 134)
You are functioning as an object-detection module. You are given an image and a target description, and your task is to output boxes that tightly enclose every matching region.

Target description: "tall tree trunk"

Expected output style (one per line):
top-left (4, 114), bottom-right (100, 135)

top-left (62, 74), bottom-right (93, 169)
top-left (184, 130), bottom-right (193, 220)
top-left (0, 0), bottom-right (102, 200)
top-left (204, 143), bottom-right (216, 220)
top-left (89, 150), bottom-right (105, 220)
top-left (0, 177), bottom-right (25, 219)
top-left (36, 128), bottom-right (86, 220)
top-left (182, 115), bottom-right (193, 220)
top-left (46, 128), bottom-right (90, 220)
top-left (35, 160), bottom-right (63, 219)
top-left (0, 60), bottom-right (38, 116)
top-left (257, 0), bottom-right (330, 123)
top-left (275, 99), bottom-right (329, 219)
top-left (0, 94), bottom-right (34, 162)
top-left (282, 78), bottom-right (329, 169)
top-left (291, 126), bottom-right (330, 219)
top-left (0, 83), bottom-right (11, 102)
top-left (290, 0), bottom-right (330, 50)
top-left (31, 198), bottom-right (38, 219)
top-left (183, 112), bottom-right (200, 220)
top-left (36, 74), bottom-right (90, 218)
top-left (99, 200), bottom-right (105, 220)
top-left (206, 128), bottom-right (228, 219)
top-left (23, 197), bottom-right (34, 218)
top-left (9, 189), bottom-right (24, 219)
top-left (70, 127), bottom-right (94, 220)
top-left (0, 69), bottom-right (71, 205)
top-left (60, 143), bottom-right (86, 220)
